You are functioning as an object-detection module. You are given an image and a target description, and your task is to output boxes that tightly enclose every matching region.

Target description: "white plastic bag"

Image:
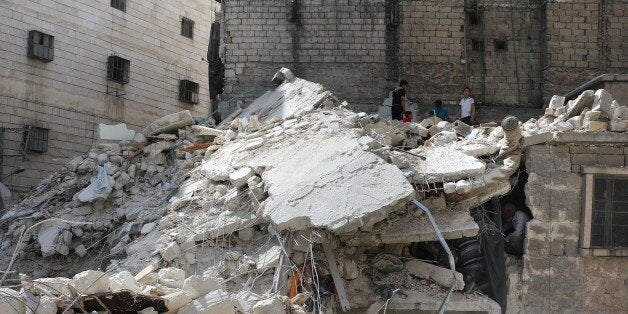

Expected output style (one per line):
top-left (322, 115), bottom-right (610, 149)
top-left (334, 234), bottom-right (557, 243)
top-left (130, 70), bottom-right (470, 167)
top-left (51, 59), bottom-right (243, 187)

top-left (74, 165), bottom-right (112, 202)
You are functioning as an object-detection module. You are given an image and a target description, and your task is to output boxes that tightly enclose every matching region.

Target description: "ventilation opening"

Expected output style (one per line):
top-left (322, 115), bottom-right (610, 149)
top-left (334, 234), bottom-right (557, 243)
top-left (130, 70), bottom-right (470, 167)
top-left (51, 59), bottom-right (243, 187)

top-left (494, 39), bottom-right (507, 51)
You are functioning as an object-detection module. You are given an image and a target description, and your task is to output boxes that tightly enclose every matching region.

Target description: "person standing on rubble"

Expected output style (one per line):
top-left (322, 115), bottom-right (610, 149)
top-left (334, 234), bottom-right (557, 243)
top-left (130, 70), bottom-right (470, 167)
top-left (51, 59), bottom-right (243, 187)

top-left (456, 87), bottom-right (476, 125)
top-left (502, 203), bottom-right (531, 257)
top-left (391, 80), bottom-right (408, 120)
top-left (430, 99), bottom-right (449, 121)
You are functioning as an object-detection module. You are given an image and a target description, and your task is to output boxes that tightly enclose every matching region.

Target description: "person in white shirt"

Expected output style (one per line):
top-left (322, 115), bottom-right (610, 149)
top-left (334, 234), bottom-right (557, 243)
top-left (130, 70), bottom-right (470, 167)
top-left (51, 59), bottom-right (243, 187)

top-left (502, 203), bottom-right (531, 257)
top-left (456, 87), bottom-right (476, 125)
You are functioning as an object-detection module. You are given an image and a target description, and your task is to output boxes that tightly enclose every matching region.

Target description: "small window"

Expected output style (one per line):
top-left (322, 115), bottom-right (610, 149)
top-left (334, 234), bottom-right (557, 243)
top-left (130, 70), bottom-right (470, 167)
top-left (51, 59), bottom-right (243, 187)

top-left (590, 176), bottom-right (628, 248)
top-left (467, 11), bottom-right (482, 26)
top-left (24, 126), bottom-right (49, 153)
top-left (107, 56), bottom-right (130, 84)
top-left (181, 18), bottom-right (194, 39)
top-left (179, 80), bottom-right (199, 104)
top-left (471, 39), bottom-right (484, 52)
top-left (111, 0), bottom-right (126, 12)
top-left (494, 39), bottom-right (507, 51)
top-left (27, 30), bottom-right (54, 62)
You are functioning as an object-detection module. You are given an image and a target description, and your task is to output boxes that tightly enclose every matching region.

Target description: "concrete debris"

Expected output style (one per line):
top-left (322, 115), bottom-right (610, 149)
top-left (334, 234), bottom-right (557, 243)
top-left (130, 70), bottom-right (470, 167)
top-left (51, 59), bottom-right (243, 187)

top-left (2, 69), bottom-right (624, 314)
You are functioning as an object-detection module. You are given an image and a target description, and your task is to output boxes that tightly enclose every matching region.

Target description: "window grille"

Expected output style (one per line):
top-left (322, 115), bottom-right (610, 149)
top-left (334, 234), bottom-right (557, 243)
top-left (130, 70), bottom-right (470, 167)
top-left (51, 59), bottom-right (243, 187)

top-left (467, 11), bottom-right (482, 26)
top-left (24, 126), bottom-right (49, 153)
top-left (111, 0), bottom-right (126, 12)
top-left (472, 39), bottom-right (484, 52)
top-left (107, 56), bottom-right (130, 84)
top-left (181, 18), bottom-right (194, 39)
top-left (27, 30), bottom-right (54, 62)
top-left (179, 80), bottom-right (199, 104)
top-left (591, 176), bottom-right (628, 248)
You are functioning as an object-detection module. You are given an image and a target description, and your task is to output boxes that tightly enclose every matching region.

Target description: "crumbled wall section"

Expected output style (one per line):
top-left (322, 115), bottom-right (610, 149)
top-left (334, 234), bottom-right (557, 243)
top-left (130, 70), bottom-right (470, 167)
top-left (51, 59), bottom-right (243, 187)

top-left (509, 142), bottom-right (628, 312)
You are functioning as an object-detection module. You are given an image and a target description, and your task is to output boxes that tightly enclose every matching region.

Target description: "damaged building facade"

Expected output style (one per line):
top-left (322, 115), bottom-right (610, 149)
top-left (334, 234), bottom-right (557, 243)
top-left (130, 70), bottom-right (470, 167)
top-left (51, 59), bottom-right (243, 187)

top-left (0, 68), bottom-right (626, 313)
top-left (0, 0), bottom-right (219, 194)
top-left (220, 0), bottom-right (628, 120)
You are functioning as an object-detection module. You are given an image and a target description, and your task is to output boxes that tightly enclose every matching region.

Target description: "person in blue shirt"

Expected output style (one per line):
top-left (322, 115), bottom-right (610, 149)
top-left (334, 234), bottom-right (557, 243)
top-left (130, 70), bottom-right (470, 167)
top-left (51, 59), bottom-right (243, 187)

top-left (430, 99), bottom-right (449, 121)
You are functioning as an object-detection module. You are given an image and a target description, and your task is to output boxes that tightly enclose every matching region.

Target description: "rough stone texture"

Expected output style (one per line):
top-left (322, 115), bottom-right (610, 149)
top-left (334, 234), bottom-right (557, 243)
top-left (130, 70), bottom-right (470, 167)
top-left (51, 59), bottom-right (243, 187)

top-left (410, 147), bottom-right (486, 183)
top-left (178, 289), bottom-right (234, 314)
top-left (0, 288), bottom-right (24, 314)
top-left (71, 270), bottom-right (110, 295)
top-left (512, 142), bottom-right (628, 313)
top-left (379, 210), bottom-right (479, 244)
top-left (202, 124), bottom-right (415, 233)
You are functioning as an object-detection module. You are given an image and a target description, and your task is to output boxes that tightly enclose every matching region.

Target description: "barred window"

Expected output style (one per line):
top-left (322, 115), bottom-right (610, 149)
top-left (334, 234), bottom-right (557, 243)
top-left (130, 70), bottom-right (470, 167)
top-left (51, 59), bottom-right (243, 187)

top-left (471, 39), bottom-right (484, 52)
top-left (107, 56), bottom-right (130, 84)
top-left (28, 30), bottom-right (54, 62)
top-left (111, 0), bottom-right (126, 12)
top-left (179, 80), bottom-right (199, 104)
top-left (591, 176), bottom-right (628, 248)
top-left (181, 18), bottom-right (194, 39)
top-left (24, 126), bottom-right (49, 153)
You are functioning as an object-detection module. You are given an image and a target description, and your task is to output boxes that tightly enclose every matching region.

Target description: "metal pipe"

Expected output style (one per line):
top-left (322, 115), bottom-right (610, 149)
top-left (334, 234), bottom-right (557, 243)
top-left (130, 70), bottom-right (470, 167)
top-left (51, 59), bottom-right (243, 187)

top-left (411, 199), bottom-right (456, 314)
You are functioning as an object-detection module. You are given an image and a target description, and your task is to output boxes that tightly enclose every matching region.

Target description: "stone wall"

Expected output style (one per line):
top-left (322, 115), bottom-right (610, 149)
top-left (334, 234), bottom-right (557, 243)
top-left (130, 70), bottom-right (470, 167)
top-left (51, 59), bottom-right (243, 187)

top-left (0, 0), bottom-right (217, 193)
top-left (222, 0), bottom-right (627, 119)
top-left (507, 140), bottom-right (628, 312)
top-left (543, 0), bottom-right (628, 99)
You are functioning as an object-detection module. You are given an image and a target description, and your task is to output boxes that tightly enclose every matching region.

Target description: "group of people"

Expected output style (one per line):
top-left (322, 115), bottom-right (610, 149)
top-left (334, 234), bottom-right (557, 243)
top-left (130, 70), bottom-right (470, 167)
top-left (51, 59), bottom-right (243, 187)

top-left (390, 80), bottom-right (476, 125)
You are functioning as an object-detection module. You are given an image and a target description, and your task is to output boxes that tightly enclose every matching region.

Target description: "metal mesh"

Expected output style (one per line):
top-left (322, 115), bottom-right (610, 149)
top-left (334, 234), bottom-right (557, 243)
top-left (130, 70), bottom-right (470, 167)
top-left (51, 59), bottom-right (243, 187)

top-left (107, 56), bottom-right (130, 84)
top-left (27, 30), bottom-right (54, 62)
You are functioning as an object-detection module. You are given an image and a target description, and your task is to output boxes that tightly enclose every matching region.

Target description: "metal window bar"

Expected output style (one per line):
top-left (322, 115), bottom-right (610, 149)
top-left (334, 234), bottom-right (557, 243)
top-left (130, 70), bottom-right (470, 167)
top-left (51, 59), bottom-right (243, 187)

top-left (27, 30), bottom-right (54, 62)
top-left (181, 18), bottom-right (194, 38)
top-left (107, 56), bottom-right (130, 84)
top-left (592, 176), bottom-right (628, 248)
top-left (179, 80), bottom-right (199, 104)
top-left (23, 126), bottom-right (48, 153)
top-left (111, 0), bottom-right (126, 12)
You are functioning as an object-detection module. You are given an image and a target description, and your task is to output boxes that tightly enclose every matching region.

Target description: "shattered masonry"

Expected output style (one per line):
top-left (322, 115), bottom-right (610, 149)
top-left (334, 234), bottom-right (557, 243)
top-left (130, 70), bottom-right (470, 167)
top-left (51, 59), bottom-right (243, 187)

top-left (1, 68), bottom-right (627, 313)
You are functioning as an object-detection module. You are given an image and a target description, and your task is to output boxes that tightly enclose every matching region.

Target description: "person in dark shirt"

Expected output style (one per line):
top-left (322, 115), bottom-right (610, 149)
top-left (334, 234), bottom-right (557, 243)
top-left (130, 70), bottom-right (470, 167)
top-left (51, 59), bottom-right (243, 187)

top-left (430, 99), bottom-right (449, 121)
top-left (391, 80), bottom-right (408, 120)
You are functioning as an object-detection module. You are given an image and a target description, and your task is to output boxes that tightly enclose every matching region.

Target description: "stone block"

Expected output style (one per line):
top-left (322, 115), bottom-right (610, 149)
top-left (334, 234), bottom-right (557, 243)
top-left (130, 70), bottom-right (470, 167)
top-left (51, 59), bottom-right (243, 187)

top-left (571, 153), bottom-right (597, 166)
top-left (548, 95), bottom-right (566, 109)
top-left (160, 242), bottom-right (181, 262)
top-left (567, 90), bottom-right (594, 118)
top-left (109, 271), bottom-right (142, 293)
top-left (183, 274), bottom-right (223, 300)
top-left (143, 110), bottom-right (195, 136)
top-left (585, 121), bottom-right (607, 132)
top-left (404, 260), bottom-right (465, 290)
top-left (251, 296), bottom-right (285, 314)
top-left (163, 290), bottom-right (193, 313)
top-left (72, 270), bottom-right (110, 295)
top-left (229, 167), bottom-right (254, 189)
top-left (178, 289), bottom-right (234, 314)
top-left (591, 89), bottom-right (614, 116)
top-left (597, 154), bottom-right (625, 167)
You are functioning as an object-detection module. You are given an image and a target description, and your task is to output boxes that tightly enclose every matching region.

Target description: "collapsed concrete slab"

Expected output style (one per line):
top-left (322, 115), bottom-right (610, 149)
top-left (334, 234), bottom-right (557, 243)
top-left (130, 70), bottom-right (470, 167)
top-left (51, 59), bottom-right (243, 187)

top-left (408, 147), bottom-right (486, 183)
top-left (97, 123), bottom-right (136, 141)
top-left (404, 260), bottom-right (465, 290)
top-left (142, 110), bottom-right (195, 136)
top-left (378, 209), bottom-right (479, 243)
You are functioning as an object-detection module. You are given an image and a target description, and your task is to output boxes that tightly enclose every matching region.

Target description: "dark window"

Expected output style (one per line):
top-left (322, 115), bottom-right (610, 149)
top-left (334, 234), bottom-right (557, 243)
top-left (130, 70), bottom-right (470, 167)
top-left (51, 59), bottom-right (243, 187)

top-left (471, 39), bottom-right (484, 52)
top-left (591, 176), bottom-right (628, 248)
top-left (111, 0), bottom-right (126, 12)
top-left (24, 126), bottom-right (49, 153)
top-left (181, 18), bottom-right (194, 39)
top-left (467, 11), bottom-right (482, 26)
top-left (107, 56), bottom-right (130, 84)
top-left (27, 30), bottom-right (54, 62)
top-left (494, 39), bottom-right (508, 51)
top-left (179, 80), bottom-right (199, 104)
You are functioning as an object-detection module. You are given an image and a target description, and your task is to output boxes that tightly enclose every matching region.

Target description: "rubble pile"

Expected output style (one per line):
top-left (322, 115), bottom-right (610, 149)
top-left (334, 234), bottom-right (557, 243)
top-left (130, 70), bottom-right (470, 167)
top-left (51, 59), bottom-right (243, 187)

top-left (0, 68), bottom-right (625, 313)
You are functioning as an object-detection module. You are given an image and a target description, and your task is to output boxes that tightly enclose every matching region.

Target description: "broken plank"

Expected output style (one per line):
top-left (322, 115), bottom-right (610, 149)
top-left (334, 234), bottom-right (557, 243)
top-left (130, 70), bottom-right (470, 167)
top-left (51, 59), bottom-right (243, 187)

top-left (322, 238), bottom-right (351, 312)
top-left (178, 141), bottom-right (214, 153)
top-left (134, 264), bottom-right (156, 282)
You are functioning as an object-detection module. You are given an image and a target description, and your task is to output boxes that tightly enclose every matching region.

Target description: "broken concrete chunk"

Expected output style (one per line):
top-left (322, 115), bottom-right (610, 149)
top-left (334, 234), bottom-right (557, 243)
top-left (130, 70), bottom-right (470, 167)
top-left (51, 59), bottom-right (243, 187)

top-left (548, 95), bottom-right (565, 109)
top-left (160, 242), bottom-right (181, 262)
top-left (33, 277), bottom-right (73, 297)
top-left (585, 121), bottom-right (608, 132)
top-left (38, 223), bottom-right (61, 258)
top-left (75, 244), bottom-right (87, 257)
top-left (178, 289), bottom-right (234, 314)
top-left (592, 89), bottom-right (614, 116)
top-left (251, 296), bottom-right (285, 314)
top-left (232, 291), bottom-right (261, 313)
top-left (229, 167), bottom-right (254, 189)
top-left (405, 260), bottom-right (465, 290)
top-left (183, 274), bottom-right (223, 300)
top-left (110, 271), bottom-right (142, 293)
top-left (98, 123), bottom-right (136, 141)
top-left (163, 290), bottom-right (193, 313)
top-left (143, 110), bottom-right (195, 136)
top-left (567, 90), bottom-right (595, 118)
top-left (158, 267), bottom-right (186, 289)
top-left (256, 245), bottom-right (282, 271)
top-left (72, 270), bottom-right (110, 295)
top-left (0, 288), bottom-right (25, 314)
